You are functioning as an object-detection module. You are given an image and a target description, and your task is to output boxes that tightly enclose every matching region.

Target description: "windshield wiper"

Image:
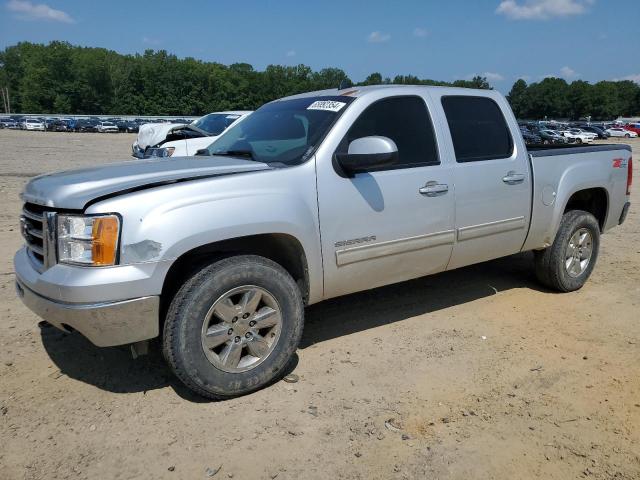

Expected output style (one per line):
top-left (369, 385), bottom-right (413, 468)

top-left (213, 150), bottom-right (257, 161)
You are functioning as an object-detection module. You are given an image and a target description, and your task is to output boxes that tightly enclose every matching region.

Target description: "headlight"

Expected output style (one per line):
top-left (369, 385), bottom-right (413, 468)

top-left (57, 215), bottom-right (120, 266)
top-left (145, 147), bottom-right (175, 158)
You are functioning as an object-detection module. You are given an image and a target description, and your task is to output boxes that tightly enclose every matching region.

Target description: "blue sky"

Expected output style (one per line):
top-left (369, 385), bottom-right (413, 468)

top-left (1, 0), bottom-right (639, 93)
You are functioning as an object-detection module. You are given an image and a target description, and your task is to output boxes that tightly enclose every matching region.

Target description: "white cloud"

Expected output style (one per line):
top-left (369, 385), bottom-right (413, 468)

top-left (484, 72), bottom-right (505, 82)
top-left (413, 27), bottom-right (428, 37)
top-left (367, 31), bottom-right (391, 43)
top-left (142, 36), bottom-right (161, 46)
top-left (496, 0), bottom-right (594, 20)
top-left (614, 74), bottom-right (640, 84)
top-left (466, 72), bottom-right (505, 82)
top-left (5, 0), bottom-right (74, 23)
top-left (560, 66), bottom-right (577, 78)
top-left (286, 50), bottom-right (296, 57)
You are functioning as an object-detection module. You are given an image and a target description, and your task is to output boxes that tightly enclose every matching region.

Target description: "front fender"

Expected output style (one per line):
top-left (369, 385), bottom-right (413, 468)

top-left (87, 163), bottom-right (324, 302)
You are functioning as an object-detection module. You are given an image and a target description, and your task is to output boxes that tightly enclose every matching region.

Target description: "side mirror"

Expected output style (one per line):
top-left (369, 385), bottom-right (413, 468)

top-left (195, 148), bottom-right (209, 156)
top-left (334, 136), bottom-right (398, 177)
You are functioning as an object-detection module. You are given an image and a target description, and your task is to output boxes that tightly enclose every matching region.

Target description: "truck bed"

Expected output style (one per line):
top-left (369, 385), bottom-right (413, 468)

top-left (528, 143), bottom-right (632, 157)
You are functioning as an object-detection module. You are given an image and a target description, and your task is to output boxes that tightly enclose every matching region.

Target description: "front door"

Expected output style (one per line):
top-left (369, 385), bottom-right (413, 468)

top-left (316, 95), bottom-right (456, 299)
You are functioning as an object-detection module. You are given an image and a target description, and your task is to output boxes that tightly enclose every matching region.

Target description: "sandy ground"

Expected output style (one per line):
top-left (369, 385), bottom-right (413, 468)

top-left (0, 130), bottom-right (638, 480)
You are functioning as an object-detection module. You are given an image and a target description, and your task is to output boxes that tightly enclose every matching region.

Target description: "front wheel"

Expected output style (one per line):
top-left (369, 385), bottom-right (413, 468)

top-left (534, 210), bottom-right (600, 292)
top-left (163, 255), bottom-right (304, 399)
top-left (625, 133), bottom-right (631, 138)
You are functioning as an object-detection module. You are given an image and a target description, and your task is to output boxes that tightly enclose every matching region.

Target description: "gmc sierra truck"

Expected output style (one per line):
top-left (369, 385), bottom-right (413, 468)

top-left (15, 86), bottom-right (632, 399)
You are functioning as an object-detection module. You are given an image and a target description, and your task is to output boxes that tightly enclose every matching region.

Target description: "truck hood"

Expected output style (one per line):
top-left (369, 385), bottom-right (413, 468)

top-left (22, 156), bottom-right (271, 210)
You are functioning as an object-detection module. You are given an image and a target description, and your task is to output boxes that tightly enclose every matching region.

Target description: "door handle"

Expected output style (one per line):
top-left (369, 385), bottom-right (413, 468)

top-left (502, 171), bottom-right (525, 185)
top-left (419, 181), bottom-right (449, 196)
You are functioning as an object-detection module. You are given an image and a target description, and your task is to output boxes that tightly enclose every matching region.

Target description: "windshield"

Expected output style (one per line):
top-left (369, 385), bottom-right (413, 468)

top-left (207, 96), bottom-right (355, 166)
top-left (192, 113), bottom-right (242, 136)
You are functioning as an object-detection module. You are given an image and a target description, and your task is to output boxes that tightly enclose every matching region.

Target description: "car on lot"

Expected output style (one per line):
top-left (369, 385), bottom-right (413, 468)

top-left (520, 127), bottom-right (542, 145)
top-left (0, 117), bottom-right (14, 128)
top-left (22, 118), bottom-right (45, 131)
top-left (49, 119), bottom-right (73, 132)
top-left (578, 125), bottom-right (609, 139)
top-left (538, 129), bottom-right (568, 144)
top-left (606, 127), bottom-right (638, 138)
top-left (132, 111), bottom-right (251, 158)
top-left (74, 119), bottom-right (98, 132)
top-left (623, 124), bottom-right (640, 136)
top-left (15, 85), bottom-right (633, 399)
top-left (96, 121), bottom-right (119, 133)
top-left (561, 129), bottom-right (594, 144)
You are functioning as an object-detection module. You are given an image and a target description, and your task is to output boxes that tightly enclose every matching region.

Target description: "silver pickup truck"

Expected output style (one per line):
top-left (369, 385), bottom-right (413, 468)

top-left (15, 86), bottom-right (632, 399)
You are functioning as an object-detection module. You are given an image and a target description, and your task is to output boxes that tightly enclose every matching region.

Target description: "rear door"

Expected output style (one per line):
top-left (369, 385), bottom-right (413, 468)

top-left (429, 92), bottom-right (532, 270)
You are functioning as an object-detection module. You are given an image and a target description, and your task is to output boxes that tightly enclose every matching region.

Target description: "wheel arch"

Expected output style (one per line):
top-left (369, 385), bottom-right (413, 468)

top-left (160, 233), bottom-right (310, 325)
top-left (562, 187), bottom-right (609, 232)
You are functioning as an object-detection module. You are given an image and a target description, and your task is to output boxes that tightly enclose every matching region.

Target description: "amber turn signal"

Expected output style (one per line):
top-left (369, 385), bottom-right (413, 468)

top-left (91, 216), bottom-right (119, 266)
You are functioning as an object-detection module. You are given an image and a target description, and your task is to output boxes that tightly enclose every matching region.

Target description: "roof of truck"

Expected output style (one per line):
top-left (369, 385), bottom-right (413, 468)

top-left (278, 84), bottom-right (502, 102)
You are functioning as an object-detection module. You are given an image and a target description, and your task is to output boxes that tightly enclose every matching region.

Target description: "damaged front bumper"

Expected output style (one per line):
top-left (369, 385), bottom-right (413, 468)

top-left (14, 247), bottom-right (164, 347)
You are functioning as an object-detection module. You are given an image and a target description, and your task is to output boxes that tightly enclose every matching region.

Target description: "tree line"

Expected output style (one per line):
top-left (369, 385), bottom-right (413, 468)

top-left (508, 77), bottom-right (640, 120)
top-left (0, 41), bottom-right (638, 119)
top-left (0, 41), bottom-right (490, 116)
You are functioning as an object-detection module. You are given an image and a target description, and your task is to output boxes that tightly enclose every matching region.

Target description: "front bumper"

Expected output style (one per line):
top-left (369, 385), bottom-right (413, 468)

top-left (16, 278), bottom-right (159, 347)
top-left (14, 247), bottom-right (163, 347)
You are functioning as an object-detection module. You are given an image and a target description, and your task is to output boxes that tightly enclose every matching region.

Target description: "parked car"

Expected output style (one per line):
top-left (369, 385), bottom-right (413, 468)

top-left (0, 117), bottom-right (19, 129)
top-left (561, 130), bottom-right (594, 144)
top-left (606, 127), bottom-right (638, 138)
top-left (14, 86), bottom-right (633, 399)
top-left (50, 119), bottom-right (72, 132)
top-left (623, 124), bottom-right (640, 136)
top-left (22, 118), bottom-right (45, 131)
top-left (73, 119), bottom-right (98, 132)
top-left (132, 111), bottom-right (251, 158)
top-left (96, 121), bottom-right (118, 133)
top-left (579, 126), bottom-right (609, 139)
top-left (520, 128), bottom-right (542, 145)
top-left (538, 129), bottom-right (568, 144)
top-left (124, 121), bottom-right (139, 133)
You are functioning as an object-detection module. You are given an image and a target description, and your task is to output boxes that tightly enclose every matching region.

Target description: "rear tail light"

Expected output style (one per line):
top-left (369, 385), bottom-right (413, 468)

top-left (627, 157), bottom-right (633, 195)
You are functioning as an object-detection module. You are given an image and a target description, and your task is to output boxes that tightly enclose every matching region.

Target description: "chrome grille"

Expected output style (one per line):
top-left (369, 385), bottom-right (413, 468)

top-left (20, 203), bottom-right (54, 270)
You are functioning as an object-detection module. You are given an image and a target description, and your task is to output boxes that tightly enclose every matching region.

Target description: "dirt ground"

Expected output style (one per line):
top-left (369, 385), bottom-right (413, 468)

top-left (0, 130), bottom-right (638, 480)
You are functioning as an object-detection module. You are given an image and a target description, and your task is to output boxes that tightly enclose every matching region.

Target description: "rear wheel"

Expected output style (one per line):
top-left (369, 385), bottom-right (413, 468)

top-left (534, 210), bottom-right (600, 292)
top-left (576, 138), bottom-right (582, 144)
top-left (163, 255), bottom-right (304, 399)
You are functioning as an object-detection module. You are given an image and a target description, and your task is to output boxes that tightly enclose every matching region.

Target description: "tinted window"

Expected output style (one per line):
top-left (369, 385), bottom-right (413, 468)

top-left (192, 113), bottom-right (241, 135)
top-left (441, 96), bottom-right (513, 162)
top-left (341, 96), bottom-right (439, 168)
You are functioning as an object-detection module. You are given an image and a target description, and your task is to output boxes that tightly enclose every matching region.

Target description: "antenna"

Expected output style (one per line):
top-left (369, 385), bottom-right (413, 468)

top-left (338, 78), bottom-right (353, 90)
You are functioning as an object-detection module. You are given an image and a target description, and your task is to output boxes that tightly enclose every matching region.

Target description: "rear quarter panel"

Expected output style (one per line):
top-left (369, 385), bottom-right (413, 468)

top-left (523, 145), bottom-right (631, 250)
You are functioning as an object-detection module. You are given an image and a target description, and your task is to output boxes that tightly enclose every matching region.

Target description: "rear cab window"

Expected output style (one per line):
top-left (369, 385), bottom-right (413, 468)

top-left (441, 96), bottom-right (514, 162)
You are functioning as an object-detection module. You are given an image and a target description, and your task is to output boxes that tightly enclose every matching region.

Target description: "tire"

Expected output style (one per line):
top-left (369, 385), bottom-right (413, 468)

top-left (534, 210), bottom-right (600, 292)
top-left (163, 255), bottom-right (304, 399)
top-left (576, 138), bottom-right (582, 144)
top-left (625, 133), bottom-right (630, 138)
